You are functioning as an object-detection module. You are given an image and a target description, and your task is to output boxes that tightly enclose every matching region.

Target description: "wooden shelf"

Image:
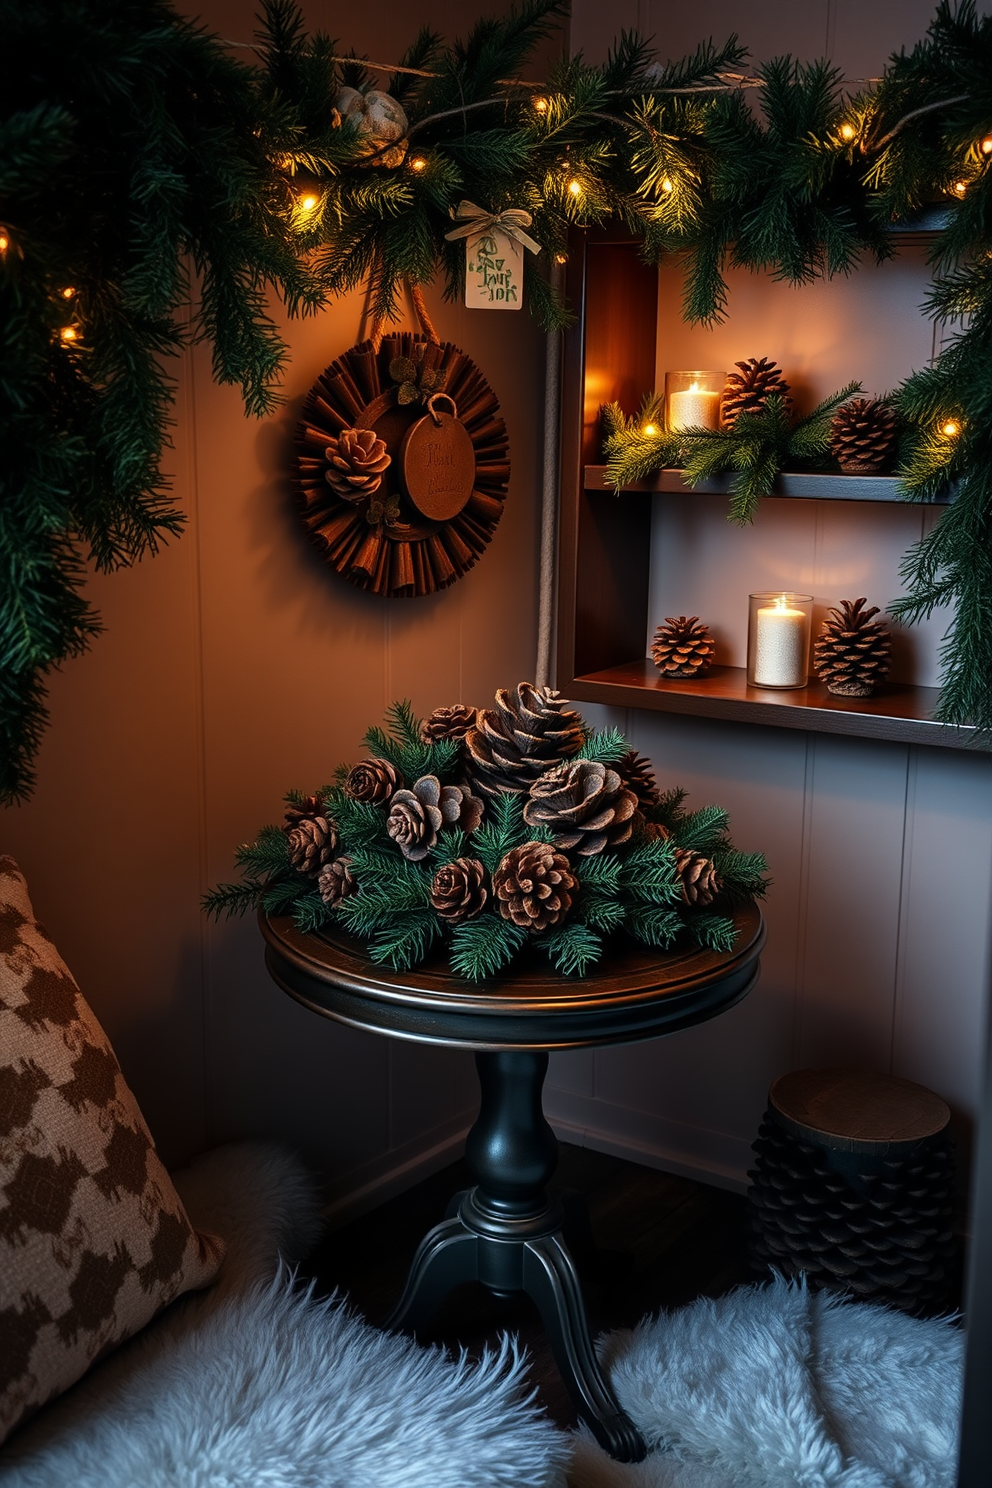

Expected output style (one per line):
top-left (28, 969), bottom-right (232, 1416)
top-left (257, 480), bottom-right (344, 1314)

top-left (584, 466), bottom-right (952, 505)
top-left (567, 659), bottom-right (983, 751)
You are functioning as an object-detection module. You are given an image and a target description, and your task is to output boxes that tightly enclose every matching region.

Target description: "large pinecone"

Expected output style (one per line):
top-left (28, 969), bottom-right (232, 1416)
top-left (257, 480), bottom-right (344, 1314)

top-left (673, 847), bottom-right (721, 907)
top-left (813, 598), bottom-right (892, 697)
top-left (650, 616), bottom-right (715, 679)
top-left (285, 814), bottom-right (338, 876)
top-left (721, 358), bottom-right (792, 427)
top-left (748, 1113), bottom-right (955, 1313)
top-left (345, 757), bottom-right (403, 804)
top-left (493, 841), bottom-right (577, 932)
top-left (387, 776), bottom-right (481, 861)
top-left (523, 759), bottom-right (638, 856)
top-left (830, 397), bottom-right (898, 474)
top-left (421, 704), bottom-right (478, 743)
top-left (324, 427), bottom-right (391, 499)
top-left (430, 858), bottom-right (488, 923)
top-left (464, 684), bottom-right (585, 798)
top-left (317, 856), bottom-right (356, 906)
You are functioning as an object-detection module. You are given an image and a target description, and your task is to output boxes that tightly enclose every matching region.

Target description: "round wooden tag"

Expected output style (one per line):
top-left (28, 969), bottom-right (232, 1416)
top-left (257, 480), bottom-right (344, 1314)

top-left (401, 399), bottom-right (476, 521)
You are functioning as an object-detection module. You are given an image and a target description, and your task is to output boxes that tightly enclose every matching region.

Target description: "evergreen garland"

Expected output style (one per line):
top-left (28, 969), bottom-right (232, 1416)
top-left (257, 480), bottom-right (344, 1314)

top-left (6, 0), bottom-right (992, 803)
top-left (204, 690), bottom-right (769, 981)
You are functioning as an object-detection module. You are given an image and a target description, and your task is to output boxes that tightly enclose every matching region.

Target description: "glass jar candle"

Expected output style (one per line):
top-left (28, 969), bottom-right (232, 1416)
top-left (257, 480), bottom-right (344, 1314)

top-left (747, 593), bottom-right (813, 689)
top-left (665, 370), bottom-right (724, 432)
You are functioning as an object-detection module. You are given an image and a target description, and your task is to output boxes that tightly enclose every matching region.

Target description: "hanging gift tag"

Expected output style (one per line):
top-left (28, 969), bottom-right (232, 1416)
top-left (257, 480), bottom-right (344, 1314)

top-left (401, 394), bottom-right (476, 520)
top-left (465, 230), bottom-right (524, 310)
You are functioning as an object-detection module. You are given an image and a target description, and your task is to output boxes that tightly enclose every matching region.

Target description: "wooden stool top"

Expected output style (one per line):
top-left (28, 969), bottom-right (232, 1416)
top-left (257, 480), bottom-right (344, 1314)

top-left (770, 1068), bottom-right (950, 1153)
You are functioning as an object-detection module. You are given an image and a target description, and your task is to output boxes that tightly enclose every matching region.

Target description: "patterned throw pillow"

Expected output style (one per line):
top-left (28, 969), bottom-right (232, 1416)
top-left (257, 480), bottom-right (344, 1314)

top-left (0, 856), bottom-right (225, 1443)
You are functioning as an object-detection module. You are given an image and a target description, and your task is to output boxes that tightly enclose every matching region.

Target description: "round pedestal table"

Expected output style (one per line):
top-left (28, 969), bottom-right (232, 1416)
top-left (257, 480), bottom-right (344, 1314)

top-left (260, 904), bottom-right (765, 1463)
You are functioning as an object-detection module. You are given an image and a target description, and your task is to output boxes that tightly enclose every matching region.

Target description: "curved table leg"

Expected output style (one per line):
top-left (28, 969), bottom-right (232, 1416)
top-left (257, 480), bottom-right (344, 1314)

top-left (385, 1219), bottom-right (478, 1333)
top-left (523, 1233), bottom-right (647, 1463)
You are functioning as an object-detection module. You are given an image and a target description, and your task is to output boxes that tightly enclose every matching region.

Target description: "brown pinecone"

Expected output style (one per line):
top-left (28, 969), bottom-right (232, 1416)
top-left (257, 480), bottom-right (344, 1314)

top-left (813, 597), bottom-right (892, 697)
top-left (324, 427), bottom-right (391, 499)
top-left (317, 856), bottom-right (356, 906)
top-left (286, 815), bottom-right (338, 877)
top-left (830, 398), bottom-right (898, 474)
top-left (421, 704), bottom-right (478, 743)
top-left (493, 841), bottom-right (577, 932)
top-left (387, 775), bottom-right (481, 861)
top-left (722, 358), bottom-right (793, 427)
top-left (616, 750), bottom-right (661, 812)
top-left (673, 847), bottom-right (721, 907)
top-left (345, 757), bottom-right (403, 804)
top-left (464, 683), bottom-right (585, 798)
top-left (430, 858), bottom-right (488, 923)
top-left (523, 759), bottom-right (638, 856)
top-left (651, 616), bottom-right (715, 679)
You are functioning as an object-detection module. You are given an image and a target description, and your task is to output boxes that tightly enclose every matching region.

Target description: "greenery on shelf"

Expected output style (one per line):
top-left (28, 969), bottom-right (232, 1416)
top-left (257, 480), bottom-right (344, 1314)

top-left (5, 0), bottom-right (992, 802)
top-left (203, 689), bottom-right (768, 981)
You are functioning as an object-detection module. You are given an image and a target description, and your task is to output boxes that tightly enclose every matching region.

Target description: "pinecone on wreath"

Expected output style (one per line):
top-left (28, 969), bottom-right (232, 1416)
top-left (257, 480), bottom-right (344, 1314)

top-left (523, 759), bottom-right (639, 856)
top-left (285, 814), bottom-right (338, 877)
top-left (673, 847), bottom-right (721, 907)
top-left (324, 428), bottom-right (391, 500)
top-left (493, 841), bottom-right (577, 932)
top-left (430, 858), bottom-right (488, 923)
top-left (722, 358), bottom-right (793, 428)
top-left (813, 598), bottom-right (892, 697)
top-left (464, 684), bottom-right (585, 798)
top-left (651, 616), bottom-right (715, 679)
top-left (830, 397), bottom-right (898, 474)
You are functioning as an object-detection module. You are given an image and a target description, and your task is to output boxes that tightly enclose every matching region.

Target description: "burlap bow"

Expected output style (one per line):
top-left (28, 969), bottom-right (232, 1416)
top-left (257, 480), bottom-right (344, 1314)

top-left (444, 200), bottom-right (542, 254)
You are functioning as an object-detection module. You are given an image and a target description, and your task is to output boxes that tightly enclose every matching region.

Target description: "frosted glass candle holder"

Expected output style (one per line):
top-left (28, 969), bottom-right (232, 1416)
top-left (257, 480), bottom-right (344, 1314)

top-left (747, 593), bottom-right (813, 689)
top-left (665, 370), bottom-right (724, 432)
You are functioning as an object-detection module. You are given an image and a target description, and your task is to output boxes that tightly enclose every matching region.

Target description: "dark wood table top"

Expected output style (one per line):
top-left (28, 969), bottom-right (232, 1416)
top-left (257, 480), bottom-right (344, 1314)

top-left (260, 903), bottom-right (765, 1051)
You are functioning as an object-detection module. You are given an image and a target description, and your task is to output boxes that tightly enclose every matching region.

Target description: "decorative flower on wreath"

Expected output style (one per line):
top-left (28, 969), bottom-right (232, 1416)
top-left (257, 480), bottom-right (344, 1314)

top-left (206, 687), bottom-right (769, 982)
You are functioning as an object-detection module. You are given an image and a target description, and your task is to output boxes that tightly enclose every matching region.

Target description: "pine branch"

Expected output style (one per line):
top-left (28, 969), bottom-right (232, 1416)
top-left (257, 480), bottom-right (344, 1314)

top-left (448, 915), bottom-right (527, 981)
top-left (540, 921), bottom-right (603, 976)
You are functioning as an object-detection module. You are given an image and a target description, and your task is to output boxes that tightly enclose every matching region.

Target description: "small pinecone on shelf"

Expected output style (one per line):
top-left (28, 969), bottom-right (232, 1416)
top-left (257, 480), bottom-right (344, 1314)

top-left (748, 1113), bottom-right (955, 1314)
top-left (830, 397), bottom-right (898, 474)
top-left (651, 616), bottom-right (715, 679)
top-left (430, 857), bottom-right (488, 923)
top-left (813, 598), bottom-right (892, 697)
top-left (464, 684), bottom-right (585, 798)
top-left (493, 841), bottom-right (577, 932)
top-left (673, 847), bottom-right (721, 907)
top-left (523, 759), bottom-right (638, 856)
top-left (721, 358), bottom-right (793, 428)
top-left (324, 427), bottom-right (391, 499)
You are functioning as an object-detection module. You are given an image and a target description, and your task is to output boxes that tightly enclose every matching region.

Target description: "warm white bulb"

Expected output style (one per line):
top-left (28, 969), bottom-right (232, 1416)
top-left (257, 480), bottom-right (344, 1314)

top-left (660, 177), bottom-right (673, 194)
top-left (941, 419), bottom-right (960, 437)
top-left (643, 423), bottom-right (658, 437)
top-left (952, 180), bottom-right (968, 197)
top-left (410, 157), bottom-right (427, 172)
top-left (839, 122), bottom-right (856, 142)
top-left (533, 96), bottom-right (548, 113)
top-left (981, 136), bottom-right (992, 156)
top-left (568, 179), bottom-right (582, 197)
top-left (60, 326), bottom-right (78, 343)
top-left (299, 193), bottom-right (318, 211)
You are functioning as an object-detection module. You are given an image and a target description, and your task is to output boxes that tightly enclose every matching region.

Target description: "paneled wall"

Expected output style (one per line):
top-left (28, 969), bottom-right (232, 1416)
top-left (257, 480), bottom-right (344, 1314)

top-left (548, 0), bottom-right (992, 1192)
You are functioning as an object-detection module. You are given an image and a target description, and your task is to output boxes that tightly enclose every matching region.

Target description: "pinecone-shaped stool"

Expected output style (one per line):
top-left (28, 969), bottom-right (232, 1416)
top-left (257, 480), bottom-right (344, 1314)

top-left (813, 597), bottom-right (892, 697)
top-left (651, 616), bottom-right (715, 678)
top-left (721, 358), bottom-right (793, 428)
top-left (748, 1069), bottom-right (955, 1315)
top-left (830, 397), bottom-right (898, 474)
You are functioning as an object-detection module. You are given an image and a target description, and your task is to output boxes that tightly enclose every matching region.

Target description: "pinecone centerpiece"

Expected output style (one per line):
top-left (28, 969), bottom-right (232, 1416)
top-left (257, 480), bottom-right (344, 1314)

top-left (324, 427), bottom-right (391, 499)
top-left (721, 358), bottom-right (792, 428)
top-left (208, 685), bottom-right (769, 982)
top-left (830, 397), bottom-right (898, 474)
top-left (464, 683), bottom-right (585, 798)
top-left (651, 616), bottom-right (715, 679)
top-left (813, 598), bottom-right (892, 697)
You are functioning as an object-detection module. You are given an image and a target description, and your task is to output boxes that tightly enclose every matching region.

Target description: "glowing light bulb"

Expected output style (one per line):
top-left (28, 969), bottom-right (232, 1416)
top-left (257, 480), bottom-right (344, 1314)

top-left (568, 179), bottom-right (582, 197)
top-left (660, 177), bottom-right (673, 194)
top-left (981, 136), bottom-right (992, 155)
top-left (60, 326), bottom-right (78, 343)
top-left (409, 157), bottom-right (427, 172)
top-left (643, 423), bottom-right (658, 437)
top-left (952, 180), bottom-right (968, 197)
top-left (61, 287), bottom-right (75, 299)
top-left (299, 193), bottom-right (319, 212)
top-left (554, 253), bottom-right (568, 265)
top-left (839, 122), bottom-right (856, 142)
top-left (941, 419), bottom-right (960, 437)
top-left (0, 231), bottom-right (9, 254)
top-left (533, 96), bottom-right (548, 113)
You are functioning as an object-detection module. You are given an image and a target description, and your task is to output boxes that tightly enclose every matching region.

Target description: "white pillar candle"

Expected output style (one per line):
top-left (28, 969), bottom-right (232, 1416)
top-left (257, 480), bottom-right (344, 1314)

top-left (668, 382), bottom-right (722, 431)
top-left (754, 597), bottom-right (807, 687)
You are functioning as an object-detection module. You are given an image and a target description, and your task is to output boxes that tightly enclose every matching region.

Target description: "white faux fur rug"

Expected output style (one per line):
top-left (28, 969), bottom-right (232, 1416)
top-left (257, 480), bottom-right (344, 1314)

top-left (573, 1276), bottom-right (963, 1488)
top-left (0, 1143), bottom-right (566, 1488)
